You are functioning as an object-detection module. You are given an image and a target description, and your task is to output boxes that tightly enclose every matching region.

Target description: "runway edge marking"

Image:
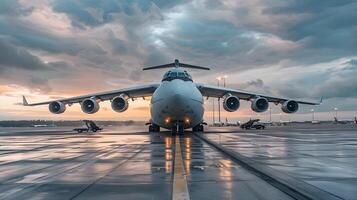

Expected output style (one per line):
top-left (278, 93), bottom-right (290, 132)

top-left (172, 135), bottom-right (190, 200)
top-left (193, 132), bottom-right (343, 200)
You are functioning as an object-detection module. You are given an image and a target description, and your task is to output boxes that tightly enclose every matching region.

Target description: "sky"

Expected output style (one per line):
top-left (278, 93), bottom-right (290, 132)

top-left (0, 0), bottom-right (356, 122)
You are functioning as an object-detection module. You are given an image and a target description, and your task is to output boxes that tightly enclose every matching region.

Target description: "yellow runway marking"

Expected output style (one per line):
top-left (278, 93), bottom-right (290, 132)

top-left (172, 135), bottom-right (190, 200)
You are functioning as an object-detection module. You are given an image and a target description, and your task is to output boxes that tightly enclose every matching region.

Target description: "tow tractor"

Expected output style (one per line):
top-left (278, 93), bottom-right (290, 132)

top-left (240, 119), bottom-right (265, 130)
top-left (73, 120), bottom-right (103, 133)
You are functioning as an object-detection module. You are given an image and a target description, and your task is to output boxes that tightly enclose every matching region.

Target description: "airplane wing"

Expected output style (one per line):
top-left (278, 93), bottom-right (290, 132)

top-left (196, 83), bottom-right (321, 105)
top-left (23, 83), bottom-right (160, 106)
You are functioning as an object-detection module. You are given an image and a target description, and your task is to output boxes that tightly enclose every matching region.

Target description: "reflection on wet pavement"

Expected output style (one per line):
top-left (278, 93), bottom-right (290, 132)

top-left (0, 127), bottom-right (295, 200)
top-left (0, 130), bottom-right (173, 200)
top-left (1, 125), bottom-right (354, 200)
top-left (205, 125), bottom-right (357, 200)
top-left (179, 135), bottom-right (293, 200)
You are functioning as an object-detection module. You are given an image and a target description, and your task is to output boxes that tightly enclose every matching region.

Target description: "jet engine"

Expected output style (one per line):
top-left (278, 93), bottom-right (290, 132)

top-left (111, 95), bottom-right (129, 112)
top-left (223, 94), bottom-right (240, 112)
top-left (49, 101), bottom-right (66, 114)
top-left (81, 98), bottom-right (100, 114)
top-left (251, 97), bottom-right (269, 112)
top-left (281, 100), bottom-right (299, 113)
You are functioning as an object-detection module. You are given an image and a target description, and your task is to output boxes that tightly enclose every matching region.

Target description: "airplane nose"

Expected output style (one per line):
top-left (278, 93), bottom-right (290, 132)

top-left (168, 93), bottom-right (189, 116)
top-left (171, 93), bottom-right (186, 107)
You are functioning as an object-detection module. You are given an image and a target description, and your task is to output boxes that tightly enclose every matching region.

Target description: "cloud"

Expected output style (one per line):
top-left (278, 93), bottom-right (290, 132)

top-left (0, 38), bottom-right (50, 70)
top-left (0, 85), bottom-right (15, 95)
top-left (345, 59), bottom-right (357, 66)
top-left (52, 0), bottom-right (161, 28)
top-left (269, 58), bottom-right (357, 100)
top-left (0, 0), bottom-right (356, 120)
top-left (314, 60), bottom-right (357, 99)
top-left (0, 0), bottom-right (33, 16)
top-left (151, 0), bottom-right (192, 9)
top-left (262, 1), bottom-right (357, 57)
top-left (0, 72), bottom-right (53, 94)
top-left (0, 20), bottom-right (84, 55)
top-left (240, 79), bottom-right (264, 89)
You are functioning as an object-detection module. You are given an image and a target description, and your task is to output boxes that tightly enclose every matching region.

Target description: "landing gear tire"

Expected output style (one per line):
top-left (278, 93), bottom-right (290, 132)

top-left (149, 124), bottom-right (160, 132)
top-left (193, 124), bottom-right (204, 132)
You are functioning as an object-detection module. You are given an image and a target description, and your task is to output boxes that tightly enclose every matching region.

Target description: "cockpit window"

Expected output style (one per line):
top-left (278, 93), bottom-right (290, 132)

top-left (162, 70), bottom-right (193, 82)
top-left (170, 72), bottom-right (177, 77)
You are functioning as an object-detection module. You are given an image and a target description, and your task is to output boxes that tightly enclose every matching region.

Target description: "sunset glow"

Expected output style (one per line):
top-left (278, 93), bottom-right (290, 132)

top-left (0, 1), bottom-right (356, 121)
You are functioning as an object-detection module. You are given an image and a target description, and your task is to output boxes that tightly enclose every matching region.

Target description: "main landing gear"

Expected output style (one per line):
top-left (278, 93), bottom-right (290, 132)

top-left (149, 123), bottom-right (160, 132)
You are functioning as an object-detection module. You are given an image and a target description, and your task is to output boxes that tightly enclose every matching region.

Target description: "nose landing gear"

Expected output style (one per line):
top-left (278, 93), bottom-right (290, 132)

top-left (171, 123), bottom-right (184, 135)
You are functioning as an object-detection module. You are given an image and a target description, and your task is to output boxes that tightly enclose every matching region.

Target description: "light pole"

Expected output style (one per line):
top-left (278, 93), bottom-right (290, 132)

top-left (222, 75), bottom-right (228, 87)
top-left (269, 108), bottom-right (272, 122)
top-left (334, 107), bottom-right (338, 119)
top-left (212, 98), bottom-right (215, 125)
top-left (223, 75), bottom-right (228, 124)
top-left (311, 109), bottom-right (315, 121)
top-left (217, 77), bottom-right (221, 125)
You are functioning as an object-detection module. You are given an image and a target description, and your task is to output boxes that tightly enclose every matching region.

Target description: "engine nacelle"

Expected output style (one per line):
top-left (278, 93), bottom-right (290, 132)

top-left (223, 94), bottom-right (240, 112)
top-left (281, 100), bottom-right (299, 113)
top-left (251, 97), bottom-right (269, 112)
top-left (111, 95), bottom-right (129, 112)
top-left (81, 98), bottom-right (100, 114)
top-left (49, 101), bottom-right (66, 114)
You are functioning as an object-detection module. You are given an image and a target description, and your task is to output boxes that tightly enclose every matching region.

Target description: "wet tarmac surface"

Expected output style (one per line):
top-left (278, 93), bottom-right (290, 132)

top-left (179, 135), bottom-right (293, 200)
top-left (0, 124), bottom-right (356, 200)
top-left (0, 129), bottom-right (172, 200)
top-left (205, 124), bottom-right (357, 200)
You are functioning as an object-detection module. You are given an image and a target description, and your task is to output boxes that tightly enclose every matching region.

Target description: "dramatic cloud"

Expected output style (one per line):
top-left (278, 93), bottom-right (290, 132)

top-left (0, 0), bottom-right (32, 16)
top-left (274, 59), bottom-right (357, 100)
top-left (262, 1), bottom-right (357, 62)
top-left (52, 0), bottom-right (163, 28)
top-left (315, 59), bottom-right (357, 99)
top-left (0, 38), bottom-right (49, 70)
top-left (0, 0), bottom-right (356, 120)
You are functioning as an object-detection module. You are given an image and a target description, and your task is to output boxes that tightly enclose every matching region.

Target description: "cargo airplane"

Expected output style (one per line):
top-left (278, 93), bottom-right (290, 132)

top-left (23, 59), bottom-right (321, 133)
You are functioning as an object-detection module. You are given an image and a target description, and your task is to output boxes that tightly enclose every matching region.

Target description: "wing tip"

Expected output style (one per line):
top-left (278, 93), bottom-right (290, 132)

top-left (22, 95), bottom-right (29, 106)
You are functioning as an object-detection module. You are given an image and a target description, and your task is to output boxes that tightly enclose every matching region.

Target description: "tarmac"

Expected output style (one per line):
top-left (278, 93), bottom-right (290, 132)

top-left (0, 124), bottom-right (356, 200)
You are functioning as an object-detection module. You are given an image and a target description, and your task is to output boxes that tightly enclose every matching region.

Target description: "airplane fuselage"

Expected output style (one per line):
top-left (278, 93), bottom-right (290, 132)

top-left (150, 79), bottom-right (204, 129)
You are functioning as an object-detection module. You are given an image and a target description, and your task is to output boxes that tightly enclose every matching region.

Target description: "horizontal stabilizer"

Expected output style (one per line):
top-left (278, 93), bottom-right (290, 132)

top-left (143, 59), bottom-right (210, 71)
top-left (179, 63), bottom-right (210, 70)
top-left (142, 63), bottom-right (174, 71)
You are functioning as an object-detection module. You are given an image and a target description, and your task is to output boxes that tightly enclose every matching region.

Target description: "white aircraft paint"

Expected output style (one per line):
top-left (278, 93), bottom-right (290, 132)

top-left (151, 68), bottom-right (204, 129)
